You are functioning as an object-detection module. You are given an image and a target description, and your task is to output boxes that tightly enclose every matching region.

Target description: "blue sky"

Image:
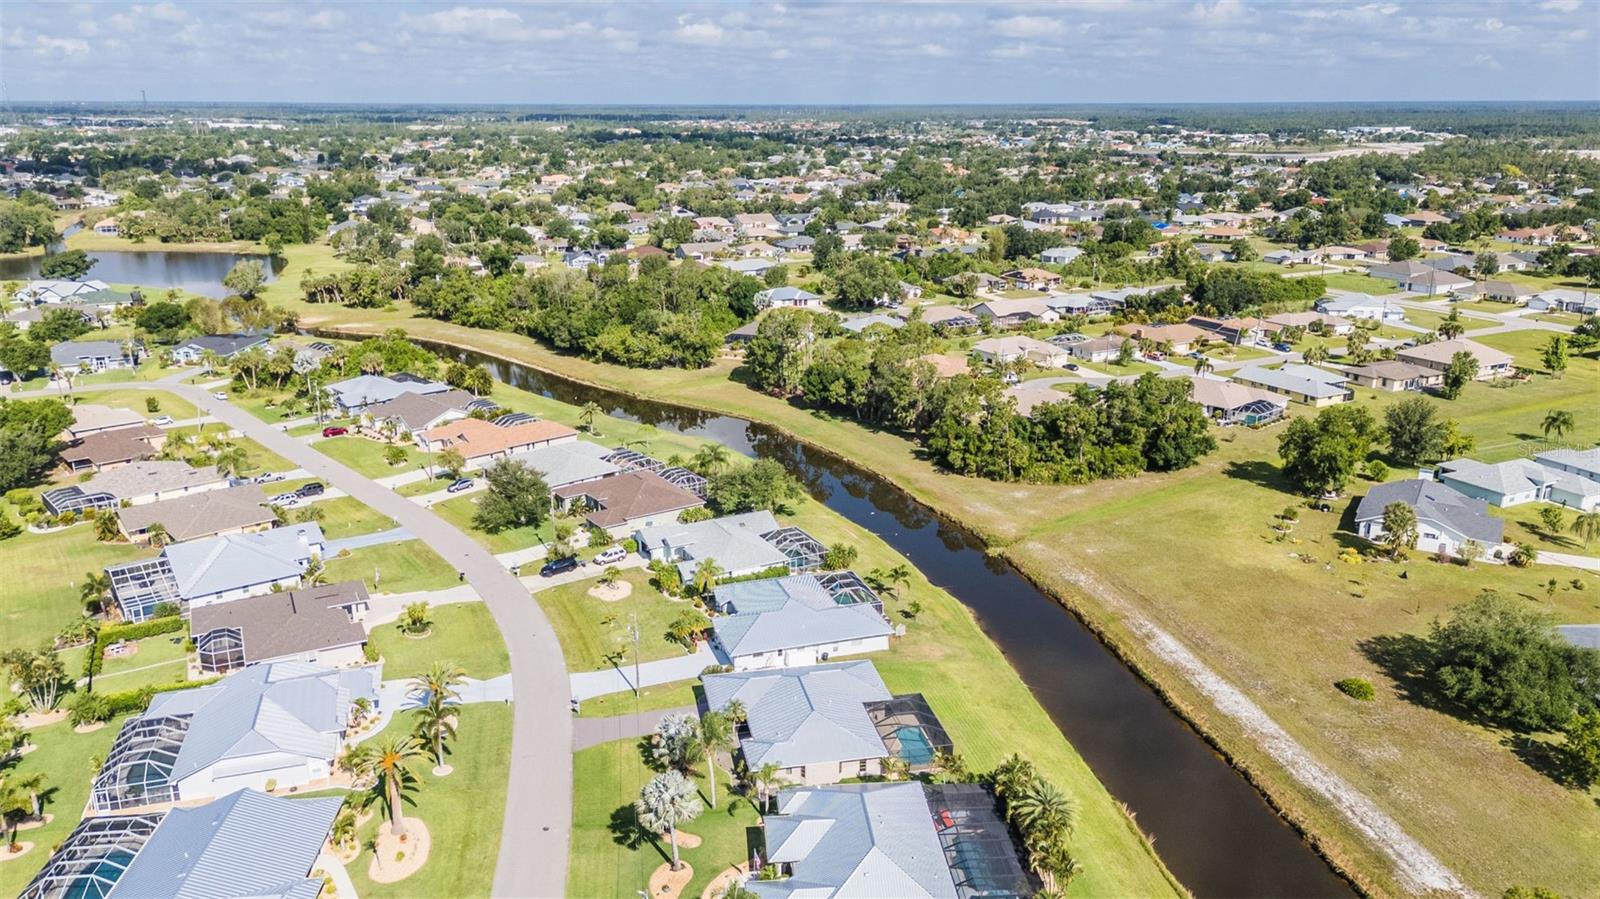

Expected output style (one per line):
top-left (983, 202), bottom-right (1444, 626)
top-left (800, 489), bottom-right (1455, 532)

top-left (3, 1), bottom-right (1596, 104)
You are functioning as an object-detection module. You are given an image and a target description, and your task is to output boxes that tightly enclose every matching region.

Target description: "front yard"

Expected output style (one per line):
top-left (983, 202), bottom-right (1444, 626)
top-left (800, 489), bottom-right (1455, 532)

top-left (431, 493), bottom-right (555, 555)
top-left (535, 569), bottom-right (695, 673)
top-left (368, 601), bottom-right (511, 681)
top-left (325, 539), bottom-right (459, 595)
top-left (313, 435), bottom-right (424, 479)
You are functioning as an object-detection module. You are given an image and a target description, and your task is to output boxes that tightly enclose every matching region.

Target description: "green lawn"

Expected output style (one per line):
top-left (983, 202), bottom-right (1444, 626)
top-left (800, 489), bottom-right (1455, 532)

top-left (309, 496), bottom-right (399, 541)
top-left (66, 388), bottom-right (200, 421)
top-left (92, 632), bottom-right (191, 690)
top-left (431, 493), bottom-right (554, 554)
top-left (314, 435), bottom-right (418, 478)
top-left (367, 602), bottom-right (510, 681)
top-left (345, 705), bottom-right (512, 899)
top-left (1319, 271), bottom-right (1396, 293)
top-left (0, 717), bottom-right (126, 897)
top-left (1490, 503), bottom-right (1600, 559)
top-left (535, 569), bottom-right (694, 674)
top-left (570, 738), bottom-right (762, 899)
top-left (1402, 308), bottom-right (1497, 333)
top-left (325, 539), bottom-right (458, 595)
top-left (1472, 328), bottom-right (1570, 372)
top-left (0, 523), bottom-right (154, 652)
top-left (576, 679), bottom-right (700, 719)
top-left (1203, 343), bottom-right (1276, 361)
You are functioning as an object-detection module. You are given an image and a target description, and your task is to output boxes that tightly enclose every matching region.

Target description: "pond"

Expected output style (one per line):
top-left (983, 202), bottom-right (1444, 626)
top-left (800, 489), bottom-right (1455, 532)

top-left (0, 249), bottom-right (283, 299)
top-left (412, 339), bottom-right (1355, 899)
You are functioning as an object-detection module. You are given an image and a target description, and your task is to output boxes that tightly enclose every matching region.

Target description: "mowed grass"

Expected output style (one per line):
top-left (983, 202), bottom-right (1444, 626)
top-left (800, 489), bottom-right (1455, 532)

top-left (0, 522), bottom-right (154, 652)
top-left (0, 717), bottom-right (127, 897)
top-left (1319, 271), bottom-right (1397, 293)
top-left (325, 539), bottom-right (458, 595)
top-left (69, 388), bottom-right (200, 421)
top-left (310, 496), bottom-right (399, 541)
top-left (313, 435), bottom-right (419, 479)
top-left (367, 601), bottom-right (510, 681)
top-left (90, 632), bottom-right (191, 691)
top-left (345, 705), bottom-right (512, 899)
top-left (536, 569), bottom-right (693, 673)
top-left (431, 492), bottom-right (553, 554)
top-left (1401, 307), bottom-right (1498, 333)
top-left (576, 679), bottom-right (699, 719)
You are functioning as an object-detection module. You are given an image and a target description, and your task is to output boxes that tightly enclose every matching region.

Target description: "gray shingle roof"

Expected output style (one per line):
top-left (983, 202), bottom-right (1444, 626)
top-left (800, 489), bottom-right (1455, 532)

top-left (189, 581), bottom-right (369, 665)
top-left (86, 460), bottom-right (228, 500)
top-left (105, 789), bottom-right (342, 899)
top-left (753, 783), bottom-right (958, 899)
top-left (1438, 458), bottom-right (1600, 502)
top-left (1355, 479), bottom-right (1504, 544)
top-left (118, 485), bottom-right (275, 543)
top-left (504, 440), bottom-right (621, 489)
top-left (703, 661), bottom-right (890, 769)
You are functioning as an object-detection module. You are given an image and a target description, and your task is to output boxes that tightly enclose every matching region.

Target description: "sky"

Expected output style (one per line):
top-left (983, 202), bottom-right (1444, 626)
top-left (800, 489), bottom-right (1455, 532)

top-left (2, 0), bottom-right (1597, 105)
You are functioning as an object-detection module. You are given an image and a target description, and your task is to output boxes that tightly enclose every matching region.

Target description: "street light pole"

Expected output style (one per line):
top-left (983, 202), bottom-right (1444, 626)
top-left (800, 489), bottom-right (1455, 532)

top-left (628, 613), bottom-right (641, 698)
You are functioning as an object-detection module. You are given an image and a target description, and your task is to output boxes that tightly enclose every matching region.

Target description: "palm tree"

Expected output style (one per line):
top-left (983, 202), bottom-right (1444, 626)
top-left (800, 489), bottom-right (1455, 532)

top-left (400, 601), bottom-right (432, 635)
top-left (1302, 343), bottom-right (1329, 366)
top-left (579, 401), bottom-right (603, 435)
top-left (79, 570), bottom-right (111, 611)
top-left (692, 557), bottom-right (724, 595)
top-left (1009, 778), bottom-right (1079, 841)
top-left (301, 556), bottom-right (329, 587)
top-left (144, 522), bottom-right (169, 548)
top-left (330, 805), bottom-right (358, 854)
top-left (410, 662), bottom-right (467, 769)
top-left (1, 779), bottom-right (31, 852)
top-left (1438, 309), bottom-right (1466, 341)
top-left (295, 504), bottom-right (326, 524)
top-left (634, 771), bottom-right (703, 872)
top-left (746, 761), bottom-right (790, 814)
top-left (1193, 356), bottom-right (1214, 376)
top-left (696, 711), bottom-right (735, 809)
top-left (9, 772), bottom-right (45, 820)
top-left (880, 755), bottom-right (910, 782)
top-left (1541, 409), bottom-right (1575, 441)
top-left (213, 445), bottom-right (252, 479)
top-left (1572, 511), bottom-right (1600, 549)
top-left (92, 509), bottom-right (121, 542)
top-left (691, 443), bottom-right (730, 475)
top-left (722, 699), bottom-right (747, 728)
top-left (348, 735), bottom-right (427, 839)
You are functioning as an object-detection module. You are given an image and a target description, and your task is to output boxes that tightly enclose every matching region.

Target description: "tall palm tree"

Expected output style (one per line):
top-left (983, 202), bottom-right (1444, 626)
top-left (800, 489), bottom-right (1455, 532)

top-left (692, 443), bottom-right (730, 475)
top-left (1541, 409), bottom-right (1575, 441)
top-left (213, 445), bottom-right (252, 479)
top-left (1009, 778), bottom-right (1079, 842)
top-left (1193, 356), bottom-right (1214, 376)
top-left (579, 401), bottom-right (603, 435)
top-left (8, 772), bottom-right (45, 820)
top-left (1302, 343), bottom-right (1329, 366)
top-left (1572, 511), bottom-right (1600, 549)
top-left (1, 779), bottom-right (31, 851)
top-left (348, 735), bottom-right (427, 839)
top-left (410, 662), bottom-right (467, 769)
top-left (79, 571), bottom-right (111, 610)
top-left (746, 761), bottom-right (788, 813)
top-left (696, 711), bottom-right (735, 809)
top-left (693, 557), bottom-right (724, 595)
top-left (634, 771), bottom-right (703, 872)
top-left (722, 699), bottom-right (747, 728)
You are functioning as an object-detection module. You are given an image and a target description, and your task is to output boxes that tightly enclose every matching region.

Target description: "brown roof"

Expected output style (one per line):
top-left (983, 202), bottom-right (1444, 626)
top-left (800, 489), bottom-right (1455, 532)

top-left (61, 424), bottom-right (164, 468)
top-left (552, 471), bottom-right (704, 528)
top-left (367, 389), bottom-right (475, 431)
top-left (420, 417), bottom-right (577, 460)
top-left (118, 485), bottom-right (275, 542)
top-left (189, 581), bottom-right (369, 665)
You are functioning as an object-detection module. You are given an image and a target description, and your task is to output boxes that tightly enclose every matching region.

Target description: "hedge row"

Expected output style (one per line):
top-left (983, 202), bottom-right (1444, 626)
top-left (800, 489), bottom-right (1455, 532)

top-left (98, 676), bottom-right (223, 717)
top-left (84, 615), bottom-right (186, 680)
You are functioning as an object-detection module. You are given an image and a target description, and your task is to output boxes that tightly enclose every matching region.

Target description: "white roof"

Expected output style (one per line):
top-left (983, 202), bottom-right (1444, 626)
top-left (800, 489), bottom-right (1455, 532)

top-left (703, 661), bottom-right (890, 769)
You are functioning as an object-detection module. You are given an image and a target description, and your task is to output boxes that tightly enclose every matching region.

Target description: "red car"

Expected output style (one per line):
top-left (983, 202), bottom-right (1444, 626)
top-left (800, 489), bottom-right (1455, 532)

top-left (321, 426), bottom-right (349, 438)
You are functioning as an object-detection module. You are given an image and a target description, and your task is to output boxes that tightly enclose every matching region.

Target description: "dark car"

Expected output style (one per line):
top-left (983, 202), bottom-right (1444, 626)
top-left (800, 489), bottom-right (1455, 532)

top-left (296, 482), bottom-right (326, 498)
top-left (321, 426), bottom-right (349, 438)
top-left (447, 478), bottom-right (474, 494)
top-left (539, 556), bottom-right (580, 577)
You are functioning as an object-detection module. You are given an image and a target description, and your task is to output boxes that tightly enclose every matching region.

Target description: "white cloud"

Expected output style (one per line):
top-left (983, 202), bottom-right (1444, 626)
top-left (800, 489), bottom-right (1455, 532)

top-left (403, 6), bottom-right (528, 41)
top-left (674, 21), bottom-right (726, 45)
top-left (1479, 17), bottom-right (1505, 31)
top-left (993, 15), bottom-right (1065, 38)
top-left (35, 34), bottom-right (91, 57)
top-left (1189, 0), bottom-right (1247, 21)
top-left (920, 42), bottom-right (951, 57)
top-left (306, 9), bottom-right (345, 30)
top-left (1539, 0), bottom-right (1582, 10)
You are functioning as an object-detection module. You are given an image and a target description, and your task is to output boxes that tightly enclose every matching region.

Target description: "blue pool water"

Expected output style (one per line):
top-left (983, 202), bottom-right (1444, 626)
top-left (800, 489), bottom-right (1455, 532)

top-left (895, 725), bottom-right (935, 765)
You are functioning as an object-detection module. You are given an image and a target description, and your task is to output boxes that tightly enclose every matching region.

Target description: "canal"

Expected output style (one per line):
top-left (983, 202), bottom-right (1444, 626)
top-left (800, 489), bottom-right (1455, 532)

top-left (420, 341), bottom-right (1355, 899)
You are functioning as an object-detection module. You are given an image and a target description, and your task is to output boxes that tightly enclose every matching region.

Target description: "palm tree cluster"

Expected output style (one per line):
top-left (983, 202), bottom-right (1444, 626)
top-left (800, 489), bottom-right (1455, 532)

top-left (410, 662), bottom-right (466, 772)
top-left (989, 754), bottom-right (1084, 894)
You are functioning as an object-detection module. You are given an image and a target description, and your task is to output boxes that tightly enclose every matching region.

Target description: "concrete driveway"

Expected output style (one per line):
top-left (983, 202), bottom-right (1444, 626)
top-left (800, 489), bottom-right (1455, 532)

top-left (74, 378), bottom-right (572, 898)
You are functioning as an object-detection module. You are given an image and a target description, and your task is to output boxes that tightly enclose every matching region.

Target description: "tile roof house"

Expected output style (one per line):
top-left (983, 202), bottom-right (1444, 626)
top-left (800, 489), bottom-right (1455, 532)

top-left (60, 423), bottom-right (166, 471)
top-left (189, 581), bottom-right (372, 674)
top-left (22, 789), bottom-right (342, 899)
top-left (552, 470), bottom-right (704, 531)
top-left (1396, 338), bottom-right (1514, 381)
top-left (710, 574), bottom-right (893, 670)
top-left (1336, 360), bottom-right (1442, 392)
top-left (118, 484), bottom-right (276, 543)
top-left (416, 416), bottom-right (578, 466)
top-left (971, 335), bottom-right (1070, 368)
top-left (1437, 458), bottom-right (1600, 512)
top-left (1355, 478), bottom-right (1506, 558)
top-left (89, 661), bottom-right (379, 810)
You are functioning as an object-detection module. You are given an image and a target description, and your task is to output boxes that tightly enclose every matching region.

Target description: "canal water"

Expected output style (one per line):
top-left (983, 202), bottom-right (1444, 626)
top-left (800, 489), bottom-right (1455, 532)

top-left (422, 341), bottom-right (1355, 899)
top-left (0, 249), bottom-right (281, 299)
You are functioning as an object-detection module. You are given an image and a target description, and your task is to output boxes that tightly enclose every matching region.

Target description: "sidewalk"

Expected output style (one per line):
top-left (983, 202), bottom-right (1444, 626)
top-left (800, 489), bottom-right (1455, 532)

top-left (572, 705), bottom-right (698, 751)
top-left (569, 645), bottom-right (716, 701)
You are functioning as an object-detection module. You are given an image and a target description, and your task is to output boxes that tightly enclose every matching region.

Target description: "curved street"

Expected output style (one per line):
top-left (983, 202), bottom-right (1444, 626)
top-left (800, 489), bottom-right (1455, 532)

top-left (66, 375), bottom-right (571, 898)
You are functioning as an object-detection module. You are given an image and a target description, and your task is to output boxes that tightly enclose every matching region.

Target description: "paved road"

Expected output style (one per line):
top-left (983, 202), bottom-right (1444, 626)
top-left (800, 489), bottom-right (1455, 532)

top-left (73, 377), bottom-right (571, 898)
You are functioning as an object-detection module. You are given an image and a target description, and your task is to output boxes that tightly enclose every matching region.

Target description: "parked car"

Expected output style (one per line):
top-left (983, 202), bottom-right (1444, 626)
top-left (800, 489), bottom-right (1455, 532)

top-left (321, 426), bottom-right (349, 438)
top-left (593, 546), bottom-right (628, 565)
top-left (540, 556), bottom-right (580, 577)
top-left (1273, 342), bottom-right (1294, 352)
top-left (1063, 363), bottom-right (1079, 372)
top-left (269, 493), bottom-right (299, 507)
top-left (148, 415), bottom-right (174, 426)
top-left (296, 482), bottom-right (325, 498)
top-left (254, 471), bottom-right (285, 484)
top-left (447, 478), bottom-right (474, 494)
top-left (213, 392), bottom-right (229, 401)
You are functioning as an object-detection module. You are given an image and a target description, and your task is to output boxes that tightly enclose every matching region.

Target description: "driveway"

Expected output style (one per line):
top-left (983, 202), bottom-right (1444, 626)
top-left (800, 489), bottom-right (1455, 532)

top-left (73, 379), bottom-right (572, 897)
top-left (573, 705), bottom-right (698, 751)
top-left (569, 645), bottom-right (717, 701)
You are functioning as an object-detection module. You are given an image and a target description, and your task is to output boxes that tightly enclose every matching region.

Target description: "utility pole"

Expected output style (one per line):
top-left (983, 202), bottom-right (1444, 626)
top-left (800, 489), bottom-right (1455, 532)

top-left (628, 613), bottom-right (641, 697)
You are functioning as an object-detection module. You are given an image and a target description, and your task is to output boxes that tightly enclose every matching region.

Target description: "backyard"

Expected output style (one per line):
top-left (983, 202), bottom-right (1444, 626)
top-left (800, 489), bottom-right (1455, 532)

top-left (0, 717), bottom-right (125, 897)
top-left (0, 519), bottom-right (152, 652)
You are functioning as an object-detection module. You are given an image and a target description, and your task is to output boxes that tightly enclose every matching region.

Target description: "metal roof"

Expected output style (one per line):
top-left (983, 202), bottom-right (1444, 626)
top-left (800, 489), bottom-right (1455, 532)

top-left (711, 575), bottom-right (893, 660)
top-left (163, 524), bottom-right (324, 600)
top-left (703, 661), bottom-right (891, 769)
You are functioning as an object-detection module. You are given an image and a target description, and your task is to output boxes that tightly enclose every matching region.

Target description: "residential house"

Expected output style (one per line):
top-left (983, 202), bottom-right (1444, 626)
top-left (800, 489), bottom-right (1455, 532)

top-left (720, 258), bottom-right (779, 278)
top-left (1117, 321), bottom-right (1211, 351)
top-left (636, 510), bottom-right (823, 581)
top-left (1264, 248), bottom-right (1324, 266)
top-left (88, 661), bottom-right (379, 811)
top-left (1366, 261), bottom-right (1473, 295)
top-left (1497, 225), bottom-right (1563, 245)
top-left (105, 524), bottom-right (326, 621)
top-left (1337, 360), bottom-right (1442, 392)
top-left (13, 279), bottom-right (110, 305)
top-left (63, 403), bottom-right (145, 439)
top-left (50, 339), bottom-right (137, 372)
top-left (1534, 448), bottom-right (1600, 484)
top-left (504, 440), bottom-right (621, 490)
top-left (971, 335), bottom-right (1071, 368)
top-left (189, 581), bottom-right (372, 674)
top-left (709, 574), bottom-right (893, 671)
top-left (1001, 267), bottom-right (1063, 291)
top-left (1451, 280), bottom-right (1537, 304)
top-left (1315, 293), bottom-right (1405, 321)
top-left (1234, 364), bottom-right (1353, 406)
top-left (970, 297), bottom-right (1059, 327)
top-left (1355, 478), bottom-right (1506, 558)
top-left (416, 417), bottom-right (577, 468)
top-left (1321, 245), bottom-right (1370, 261)
top-left (60, 423), bottom-right (166, 472)
top-left (912, 305), bottom-right (980, 329)
top-left (1396, 338), bottom-right (1514, 381)
top-left (1068, 335), bottom-right (1131, 363)
top-left (1437, 458), bottom-right (1600, 512)
top-left (676, 240), bottom-right (731, 261)
top-left (1040, 246), bottom-right (1083, 265)
top-left (325, 374), bottom-right (453, 414)
top-left (1264, 310), bottom-right (1355, 336)
top-left (839, 314), bottom-right (905, 334)
top-left (23, 790), bottom-right (342, 899)
top-left (42, 460), bottom-right (229, 516)
top-left (756, 286), bottom-right (824, 309)
top-left (1186, 376), bottom-right (1288, 426)
top-left (363, 388), bottom-right (478, 438)
top-left (170, 332), bottom-right (271, 364)
top-left (1527, 288), bottom-right (1599, 315)
top-left (118, 484), bottom-right (276, 543)
top-left (552, 471), bottom-right (703, 532)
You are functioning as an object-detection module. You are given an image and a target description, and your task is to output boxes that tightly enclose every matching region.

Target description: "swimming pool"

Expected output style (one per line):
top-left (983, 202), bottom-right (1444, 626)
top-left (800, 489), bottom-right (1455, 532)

top-left (895, 725), bottom-right (935, 765)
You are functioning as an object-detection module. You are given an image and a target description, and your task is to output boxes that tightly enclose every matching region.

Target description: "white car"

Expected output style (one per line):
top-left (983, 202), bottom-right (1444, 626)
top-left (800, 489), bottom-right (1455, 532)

top-left (213, 391), bottom-right (229, 401)
top-left (254, 471), bottom-right (286, 484)
top-left (592, 546), bottom-right (628, 565)
top-left (148, 416), bottom-right (174, 426)
top-left (269, 493), bottom-right (300, 507)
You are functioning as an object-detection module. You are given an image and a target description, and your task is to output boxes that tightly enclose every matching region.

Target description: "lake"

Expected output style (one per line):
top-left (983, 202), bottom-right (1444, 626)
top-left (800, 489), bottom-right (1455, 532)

top-left (0, 249), bottom-right (282, 299)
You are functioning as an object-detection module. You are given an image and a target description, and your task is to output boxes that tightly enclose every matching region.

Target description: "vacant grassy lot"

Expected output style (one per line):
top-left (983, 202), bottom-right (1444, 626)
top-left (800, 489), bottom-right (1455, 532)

top-left (91, 632), bottom-right (191, 691)
top-left (368, 601), bottom-right (510, 681)
top-left (431, 492), bottom-right (554, 554)
top-left (326, 539), bottom-right (458, 595)
top-left (1320, 271), bottom-right (1397, 293)
top-left (64, 387), bottom-right (200, 421)
top-left (536, 569), bottom-right (694, 673)
top-left (345, 705), bottom-right (512, 899)
top-left (0, 522), bottom-right (153, 652)
top-left (314, 435), bottom-right (418, 478)
top-left (310, 496), bottom-right (399, 541)
top-left (0, 716), bottom-right (126, 897)
top-left (1401, 307), bottom-right (1498, 333)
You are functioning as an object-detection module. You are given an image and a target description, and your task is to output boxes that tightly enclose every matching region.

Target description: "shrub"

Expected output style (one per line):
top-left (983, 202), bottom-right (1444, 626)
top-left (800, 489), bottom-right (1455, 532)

top-left (363, 642), bottom-right (379, 662)
top-left (622, 537), bottom-right (638, 553)
top-left (5, 488), bottom-right (37, 508)
top-left (58, 510), bottom-right (79, 525)
top-left (0, 515), bottom-right (20, 541)
top-left (1335, 677), bottom-right (1375, 701)
top-left (86, 615), bottom-right (185, 679)
top-left (69, 691), bottom-right (112, 726)
top-left (144, 396), bottom-right (160, 413)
